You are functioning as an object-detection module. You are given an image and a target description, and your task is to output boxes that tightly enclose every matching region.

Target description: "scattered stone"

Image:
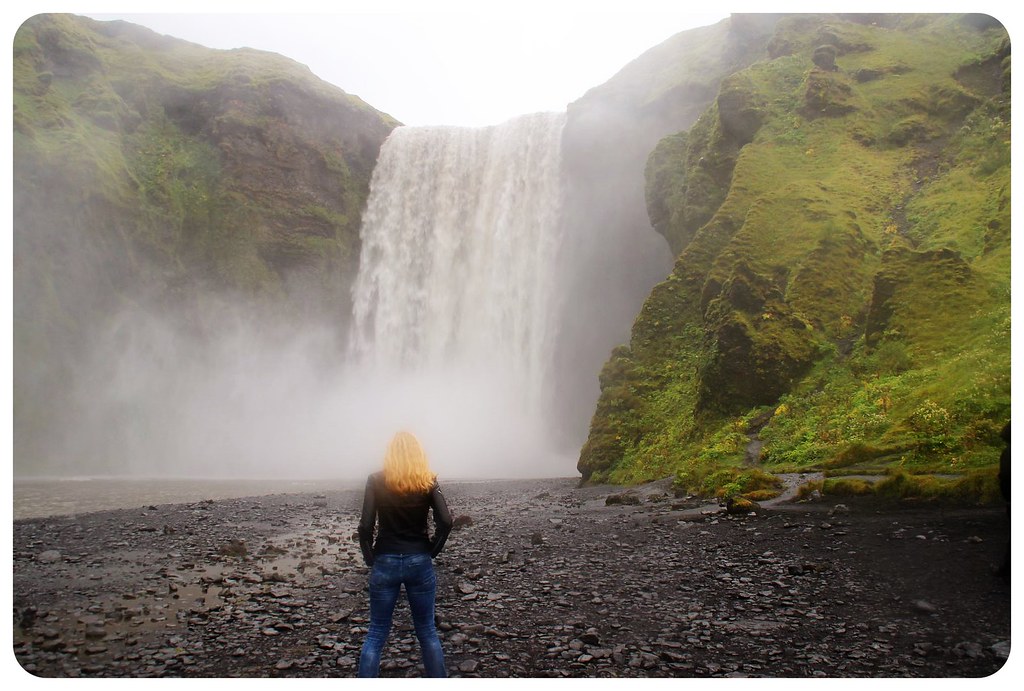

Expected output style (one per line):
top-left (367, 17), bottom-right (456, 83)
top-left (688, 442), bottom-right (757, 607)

top-left (19, 606), bottom-right (37, 628)
top-left (605, 493), bottom-right (640, 506)
top-left (219, 540), bottom-right (248, 557)
top-left (725, 497), bottom-right (760, 514)
top-left (11, 478), bottom-right (1011, 678)
top-left (39, 638), bottom-right (64, 652)
top-left (452, 515), bottom-right (474, 529)
top-left (991, 641), bottom-right (1010, 660)
top-left (955, 641), bottom-right (984, 659)
top-left (912, 600), bottom-right (938, 615)
top-left (37, 550), bottom-right (62, 564)
top-left (84, 624), bottom-right (107, 640)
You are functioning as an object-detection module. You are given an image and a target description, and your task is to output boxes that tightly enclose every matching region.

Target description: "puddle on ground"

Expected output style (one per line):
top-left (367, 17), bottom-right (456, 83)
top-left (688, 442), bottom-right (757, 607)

top-left (16, 521), bottom-right (365, 655)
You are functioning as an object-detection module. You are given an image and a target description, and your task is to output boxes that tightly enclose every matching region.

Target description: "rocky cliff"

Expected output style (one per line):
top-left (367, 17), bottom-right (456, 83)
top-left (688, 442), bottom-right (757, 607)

top-left (13, 14), bottom-right (398, 470)
top-left (579, 14), bottom-right (1010, 496)
top-left (553, 14), bottom-right (785, 446)
top-left (13, 14), bottom-right (1010, 492)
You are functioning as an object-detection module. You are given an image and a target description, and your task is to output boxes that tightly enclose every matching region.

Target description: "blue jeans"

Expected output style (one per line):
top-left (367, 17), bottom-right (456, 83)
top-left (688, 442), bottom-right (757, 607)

top-left (357, 553), bottom-right (446, 677)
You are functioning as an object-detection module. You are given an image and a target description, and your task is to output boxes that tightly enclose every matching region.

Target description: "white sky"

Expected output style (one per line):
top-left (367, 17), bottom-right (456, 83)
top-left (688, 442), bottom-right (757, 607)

top-left (2, 0), bottom-right (737, 127)
top-left (8, 1), bottom-right (1017, 127)
top-left (72, 5), bottom-right (728, 127)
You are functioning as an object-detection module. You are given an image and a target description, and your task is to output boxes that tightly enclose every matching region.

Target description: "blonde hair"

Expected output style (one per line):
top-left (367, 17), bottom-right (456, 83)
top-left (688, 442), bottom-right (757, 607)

top-left (382, 431), bottom-right (436, 494)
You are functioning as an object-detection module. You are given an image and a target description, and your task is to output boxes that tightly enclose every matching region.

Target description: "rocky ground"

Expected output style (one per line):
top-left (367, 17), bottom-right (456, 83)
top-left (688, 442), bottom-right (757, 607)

top-left (12, 477), bottom-right (1012, 678)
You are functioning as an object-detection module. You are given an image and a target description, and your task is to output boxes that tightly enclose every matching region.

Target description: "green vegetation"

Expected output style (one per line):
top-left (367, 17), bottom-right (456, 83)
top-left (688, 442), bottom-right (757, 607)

top-left (580, 14), bottom-right (1010, 505)
top-left (874, 469), bottom-right (1002, 503)
top-left (14, 13), bottom-right (398, 296)
top-left (796, 468), bottom-right (1000, 505)
top-left (676, 466), bottom-right (782, 500)
top-left (13, 14), bottom-right (398, 473)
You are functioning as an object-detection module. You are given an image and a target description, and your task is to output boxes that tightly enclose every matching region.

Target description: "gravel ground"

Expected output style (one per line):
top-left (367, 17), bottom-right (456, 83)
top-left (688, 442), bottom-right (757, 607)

top-left (11, 477), bottom-right (1012, 678)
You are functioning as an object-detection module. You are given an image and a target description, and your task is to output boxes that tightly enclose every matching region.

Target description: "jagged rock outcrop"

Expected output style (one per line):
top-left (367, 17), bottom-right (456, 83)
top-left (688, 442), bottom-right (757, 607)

top-left (552, 14), bottom-right (785, 447)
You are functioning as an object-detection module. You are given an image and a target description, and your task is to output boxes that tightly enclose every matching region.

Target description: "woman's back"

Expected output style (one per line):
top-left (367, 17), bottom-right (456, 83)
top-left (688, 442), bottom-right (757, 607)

top-left (365, 472), bottom-right (434, 554)
top-left (357, 432), bottom-right (451, 677)
top-left (358, 471), bottom-right (452, 565)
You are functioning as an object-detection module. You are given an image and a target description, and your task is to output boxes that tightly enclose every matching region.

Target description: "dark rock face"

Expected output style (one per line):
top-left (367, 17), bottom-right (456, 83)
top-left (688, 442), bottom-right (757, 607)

top-left (701, 316), bottom-right (816, 414)
top-left (553, 15), bottom-right (782, 448)
top-left (579, 13), bottom-right (1009, 484)
top-left (716, 76), bottom-right (765, 145)
top-left (700, 261), bottom-right (818, 412)
top-left (17, 14), bottom-right (397, 300)
top-left (802, 70), bottom-right (856, 118)
top-left (812, 44), bottom-right (838, 71)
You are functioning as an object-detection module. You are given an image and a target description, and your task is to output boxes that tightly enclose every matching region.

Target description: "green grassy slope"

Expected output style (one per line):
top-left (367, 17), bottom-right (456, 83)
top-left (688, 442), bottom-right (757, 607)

top-left (14, 14), bottom-right (397, 295)
top-left (13, 14), bottom-right (398, 470)
top-left (579, 14), bottom-right (1010, 502)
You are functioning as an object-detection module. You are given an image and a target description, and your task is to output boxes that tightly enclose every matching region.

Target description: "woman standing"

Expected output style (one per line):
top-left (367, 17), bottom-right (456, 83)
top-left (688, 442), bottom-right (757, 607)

top-left (357, 431), bottom-right (453, 677)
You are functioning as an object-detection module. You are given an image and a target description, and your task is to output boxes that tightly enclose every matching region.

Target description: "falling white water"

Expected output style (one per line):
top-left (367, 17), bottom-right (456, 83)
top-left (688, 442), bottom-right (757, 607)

top-left (351, 113), bottom-right (565, 409)
top-left (348, 112), bottom-right (569, 472)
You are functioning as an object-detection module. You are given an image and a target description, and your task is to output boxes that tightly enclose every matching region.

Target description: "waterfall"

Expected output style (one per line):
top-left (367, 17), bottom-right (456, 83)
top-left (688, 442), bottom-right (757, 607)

top-left (52, 113), bottom-right (576, 480)
top-left (350, 112), bottom-right (566, 423)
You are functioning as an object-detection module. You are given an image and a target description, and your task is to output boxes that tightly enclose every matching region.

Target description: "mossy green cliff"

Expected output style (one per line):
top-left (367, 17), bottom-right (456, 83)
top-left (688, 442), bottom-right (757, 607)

top-left (554, 14), bottom-right (785, 444)
top-left (579, 14), bottom-right (1010, 496)
top-left (13, 14), bottom-right (398, 468)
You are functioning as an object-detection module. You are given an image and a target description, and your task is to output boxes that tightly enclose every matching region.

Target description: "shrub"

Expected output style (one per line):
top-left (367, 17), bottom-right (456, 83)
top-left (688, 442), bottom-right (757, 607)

top-left (874, 469), bottom-right (1002, 504)
top-left (743, 488), bottom-right (782, 501)
top-left (907, 400), bottom-right (954, 451)
top-left (796, 479), bottom-right (824, 499)
top-left (719, 482), bottom-right (744, 499)
top-left (822, 477), bottom-right (875, 496)
top-left (825, 443), bottom-right (889, 469)
top-left (872, 340), bottom-right (913, 375)
top-left (688, 467), bottom-right (782, 498)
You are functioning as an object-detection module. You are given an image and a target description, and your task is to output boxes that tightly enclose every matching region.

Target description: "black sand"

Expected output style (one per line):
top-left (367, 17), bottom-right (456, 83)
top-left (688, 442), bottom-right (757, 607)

top-left (12, 478), bottom-right (1011, 678)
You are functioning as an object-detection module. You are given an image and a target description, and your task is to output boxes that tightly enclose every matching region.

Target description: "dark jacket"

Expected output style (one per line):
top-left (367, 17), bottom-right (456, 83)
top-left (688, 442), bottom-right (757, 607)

top-left (999, 422), bottom-right (1010, 502)
top-left (357, 472), bottom-right (453, 566)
